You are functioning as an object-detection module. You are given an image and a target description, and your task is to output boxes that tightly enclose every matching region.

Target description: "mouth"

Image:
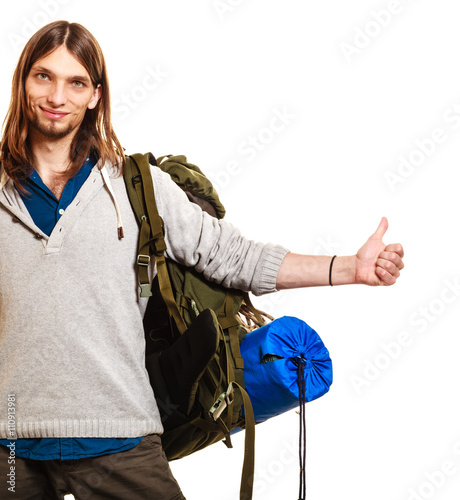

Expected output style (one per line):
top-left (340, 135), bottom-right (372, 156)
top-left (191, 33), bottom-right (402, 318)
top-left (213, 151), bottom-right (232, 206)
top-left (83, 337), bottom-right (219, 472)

top-left (40, 107), bottom-right (70, 120)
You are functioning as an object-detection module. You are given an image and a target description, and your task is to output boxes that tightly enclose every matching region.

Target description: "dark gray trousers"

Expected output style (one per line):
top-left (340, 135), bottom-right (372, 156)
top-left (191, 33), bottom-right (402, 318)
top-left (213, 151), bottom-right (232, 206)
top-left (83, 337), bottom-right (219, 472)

top-left (0, 434), bottom-right (186, 500)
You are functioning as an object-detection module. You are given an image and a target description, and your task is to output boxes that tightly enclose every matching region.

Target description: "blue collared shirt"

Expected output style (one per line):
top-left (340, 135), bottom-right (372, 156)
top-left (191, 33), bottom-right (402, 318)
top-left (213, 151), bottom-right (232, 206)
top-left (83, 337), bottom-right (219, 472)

top-left (19, 156), bottom-right (94, 235)
top-left (0, 157), bottom-right (143, 460)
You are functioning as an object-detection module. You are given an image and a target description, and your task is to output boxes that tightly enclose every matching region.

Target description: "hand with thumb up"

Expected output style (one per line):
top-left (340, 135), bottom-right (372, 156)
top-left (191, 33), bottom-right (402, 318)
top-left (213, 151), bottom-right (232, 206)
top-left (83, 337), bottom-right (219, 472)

top-left (355, 217), bottom-right (404, 286)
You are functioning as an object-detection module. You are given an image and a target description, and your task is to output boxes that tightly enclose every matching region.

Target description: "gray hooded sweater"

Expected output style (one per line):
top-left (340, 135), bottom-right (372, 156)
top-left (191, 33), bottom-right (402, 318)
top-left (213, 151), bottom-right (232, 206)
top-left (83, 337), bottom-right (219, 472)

top-left (0, 160), bottom-right (289, 439)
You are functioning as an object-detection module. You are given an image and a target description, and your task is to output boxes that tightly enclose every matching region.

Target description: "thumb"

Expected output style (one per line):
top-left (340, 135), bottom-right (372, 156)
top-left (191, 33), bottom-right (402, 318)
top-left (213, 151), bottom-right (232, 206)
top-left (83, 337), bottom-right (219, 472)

top-left (372, 216), bottom-right (388, 240)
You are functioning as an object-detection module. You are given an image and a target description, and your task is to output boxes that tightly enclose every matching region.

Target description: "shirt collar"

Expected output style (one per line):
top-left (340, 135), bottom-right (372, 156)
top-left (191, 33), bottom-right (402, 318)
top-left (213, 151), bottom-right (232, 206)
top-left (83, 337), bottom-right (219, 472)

top-left (23, 154), bottom-right (98, 186)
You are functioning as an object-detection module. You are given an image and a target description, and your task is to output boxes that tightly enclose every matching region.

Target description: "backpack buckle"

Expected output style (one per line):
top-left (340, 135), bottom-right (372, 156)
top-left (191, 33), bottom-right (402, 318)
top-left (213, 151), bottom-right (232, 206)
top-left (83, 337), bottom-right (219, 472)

top-left (139, 283), bottom-right (152, 298)
top-left (137, 254), bottom-right (150, 266)
top-left (209, 383), bottom-right (234, 421)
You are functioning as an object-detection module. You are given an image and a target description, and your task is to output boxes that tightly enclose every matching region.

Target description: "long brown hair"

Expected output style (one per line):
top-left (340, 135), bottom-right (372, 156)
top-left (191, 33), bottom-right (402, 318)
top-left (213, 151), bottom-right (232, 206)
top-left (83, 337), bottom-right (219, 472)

top-left (0, 20), bottom-right (124, 189)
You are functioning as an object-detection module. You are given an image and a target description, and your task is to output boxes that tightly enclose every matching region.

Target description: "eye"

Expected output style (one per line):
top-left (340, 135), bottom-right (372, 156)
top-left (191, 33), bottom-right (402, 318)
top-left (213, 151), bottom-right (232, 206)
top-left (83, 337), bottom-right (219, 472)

top-left (37, 73), bottom-right (49, 81)
top-left (72, 81), bottom-right (84, 88)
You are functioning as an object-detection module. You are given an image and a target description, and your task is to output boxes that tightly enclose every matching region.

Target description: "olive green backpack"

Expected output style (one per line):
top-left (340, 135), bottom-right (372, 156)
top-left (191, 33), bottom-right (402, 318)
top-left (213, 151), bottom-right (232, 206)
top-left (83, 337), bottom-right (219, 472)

top-left (124, 153), bottom-right (270, 500)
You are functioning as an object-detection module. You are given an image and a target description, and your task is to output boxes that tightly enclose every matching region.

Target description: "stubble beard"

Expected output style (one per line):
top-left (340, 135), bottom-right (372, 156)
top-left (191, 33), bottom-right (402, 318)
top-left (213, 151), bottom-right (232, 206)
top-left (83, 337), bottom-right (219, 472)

top-left (29, 114), bottom-right (78, 141)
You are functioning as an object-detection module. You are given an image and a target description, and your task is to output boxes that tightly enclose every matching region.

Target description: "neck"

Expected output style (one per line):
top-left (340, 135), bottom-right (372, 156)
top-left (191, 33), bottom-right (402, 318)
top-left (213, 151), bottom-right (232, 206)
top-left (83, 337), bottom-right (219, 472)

top-left (29, 130), bottom-right (74, 177)
top-left (28, 131), bottom-right (77, 200)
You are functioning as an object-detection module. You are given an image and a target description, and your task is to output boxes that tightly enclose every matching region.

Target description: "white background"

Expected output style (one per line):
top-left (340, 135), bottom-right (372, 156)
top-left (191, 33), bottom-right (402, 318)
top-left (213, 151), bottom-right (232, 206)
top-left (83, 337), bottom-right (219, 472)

top-left (1, 1), bottom-right (459, 499)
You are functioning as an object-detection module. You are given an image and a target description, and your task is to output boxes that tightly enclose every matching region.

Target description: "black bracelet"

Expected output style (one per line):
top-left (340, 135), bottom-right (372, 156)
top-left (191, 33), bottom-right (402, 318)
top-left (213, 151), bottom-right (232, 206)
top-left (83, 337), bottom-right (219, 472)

top-left (329, 255), bottom-right (337, 286)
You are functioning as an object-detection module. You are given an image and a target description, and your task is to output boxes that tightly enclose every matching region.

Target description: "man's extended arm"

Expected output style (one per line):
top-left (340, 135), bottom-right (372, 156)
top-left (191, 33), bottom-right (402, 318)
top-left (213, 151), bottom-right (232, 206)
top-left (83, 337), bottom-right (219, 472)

top-left (151, 167), bottom-right (403, 293)
top-left (276, 217), bottom-right (404, 289)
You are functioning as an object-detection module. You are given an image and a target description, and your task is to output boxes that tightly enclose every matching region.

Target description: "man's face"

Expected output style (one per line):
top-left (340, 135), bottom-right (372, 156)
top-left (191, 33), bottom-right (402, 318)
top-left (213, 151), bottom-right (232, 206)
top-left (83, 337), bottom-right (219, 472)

top-left (25, 45), bottom-right (101, 142)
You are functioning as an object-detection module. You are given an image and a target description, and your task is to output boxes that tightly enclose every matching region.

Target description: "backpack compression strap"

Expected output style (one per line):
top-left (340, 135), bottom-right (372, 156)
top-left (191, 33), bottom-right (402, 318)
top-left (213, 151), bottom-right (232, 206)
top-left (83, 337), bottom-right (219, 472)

top-left (124, 153), bottom-right (187, 335)
top-left (214, 297), bottom-right (256, 500)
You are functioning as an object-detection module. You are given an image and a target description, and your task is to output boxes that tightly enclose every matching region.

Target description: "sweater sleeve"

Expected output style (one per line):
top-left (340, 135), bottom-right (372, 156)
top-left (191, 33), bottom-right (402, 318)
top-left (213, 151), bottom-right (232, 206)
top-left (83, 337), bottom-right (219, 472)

top-left (150, 165), bottom-right (289, 296)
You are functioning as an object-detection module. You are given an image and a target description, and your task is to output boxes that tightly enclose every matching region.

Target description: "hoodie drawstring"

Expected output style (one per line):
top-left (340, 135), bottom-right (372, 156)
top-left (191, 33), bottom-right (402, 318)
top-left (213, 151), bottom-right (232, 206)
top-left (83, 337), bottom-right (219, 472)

top-left (101, 166), bottom-right (124, 239)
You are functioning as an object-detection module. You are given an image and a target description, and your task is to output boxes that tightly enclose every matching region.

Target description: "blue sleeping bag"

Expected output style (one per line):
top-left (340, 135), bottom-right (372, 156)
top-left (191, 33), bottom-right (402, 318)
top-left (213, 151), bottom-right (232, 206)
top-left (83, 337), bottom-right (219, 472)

top-left (240, 316), bottom-right (333, 423)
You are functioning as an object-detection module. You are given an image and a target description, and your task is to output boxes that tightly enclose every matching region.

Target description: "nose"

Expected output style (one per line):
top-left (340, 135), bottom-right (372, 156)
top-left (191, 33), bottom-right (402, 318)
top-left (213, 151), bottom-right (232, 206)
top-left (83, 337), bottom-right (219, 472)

top-left (47, 81), bottom-right (67, 107)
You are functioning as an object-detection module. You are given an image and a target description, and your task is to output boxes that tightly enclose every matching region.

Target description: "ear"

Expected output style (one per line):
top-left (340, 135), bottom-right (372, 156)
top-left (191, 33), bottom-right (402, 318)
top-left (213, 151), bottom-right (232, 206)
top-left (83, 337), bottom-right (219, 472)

top-left (88, 84), bottom-right (102, 110)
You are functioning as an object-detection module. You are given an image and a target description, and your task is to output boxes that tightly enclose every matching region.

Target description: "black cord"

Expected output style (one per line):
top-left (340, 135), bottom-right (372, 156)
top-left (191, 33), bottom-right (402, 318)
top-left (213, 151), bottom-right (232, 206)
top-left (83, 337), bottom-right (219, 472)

top-left (298, 358), bottom-right (306, 500)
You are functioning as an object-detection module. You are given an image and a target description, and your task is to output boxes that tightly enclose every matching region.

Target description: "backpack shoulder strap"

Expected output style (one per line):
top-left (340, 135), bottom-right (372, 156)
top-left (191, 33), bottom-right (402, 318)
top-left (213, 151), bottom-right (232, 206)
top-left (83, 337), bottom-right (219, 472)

top-left (124, 152), bottom-right (187, 334)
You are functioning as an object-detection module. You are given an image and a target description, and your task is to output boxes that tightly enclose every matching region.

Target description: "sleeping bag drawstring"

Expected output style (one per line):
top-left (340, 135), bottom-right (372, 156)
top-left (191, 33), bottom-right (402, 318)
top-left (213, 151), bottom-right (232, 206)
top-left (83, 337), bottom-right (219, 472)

top-left (297, 357), bottom-right (306, 500)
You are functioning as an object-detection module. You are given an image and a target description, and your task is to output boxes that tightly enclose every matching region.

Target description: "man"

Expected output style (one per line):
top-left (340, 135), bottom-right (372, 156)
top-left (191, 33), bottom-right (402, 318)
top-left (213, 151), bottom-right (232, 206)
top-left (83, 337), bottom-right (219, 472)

top-left (0, 20), bottom-right (404, 500)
